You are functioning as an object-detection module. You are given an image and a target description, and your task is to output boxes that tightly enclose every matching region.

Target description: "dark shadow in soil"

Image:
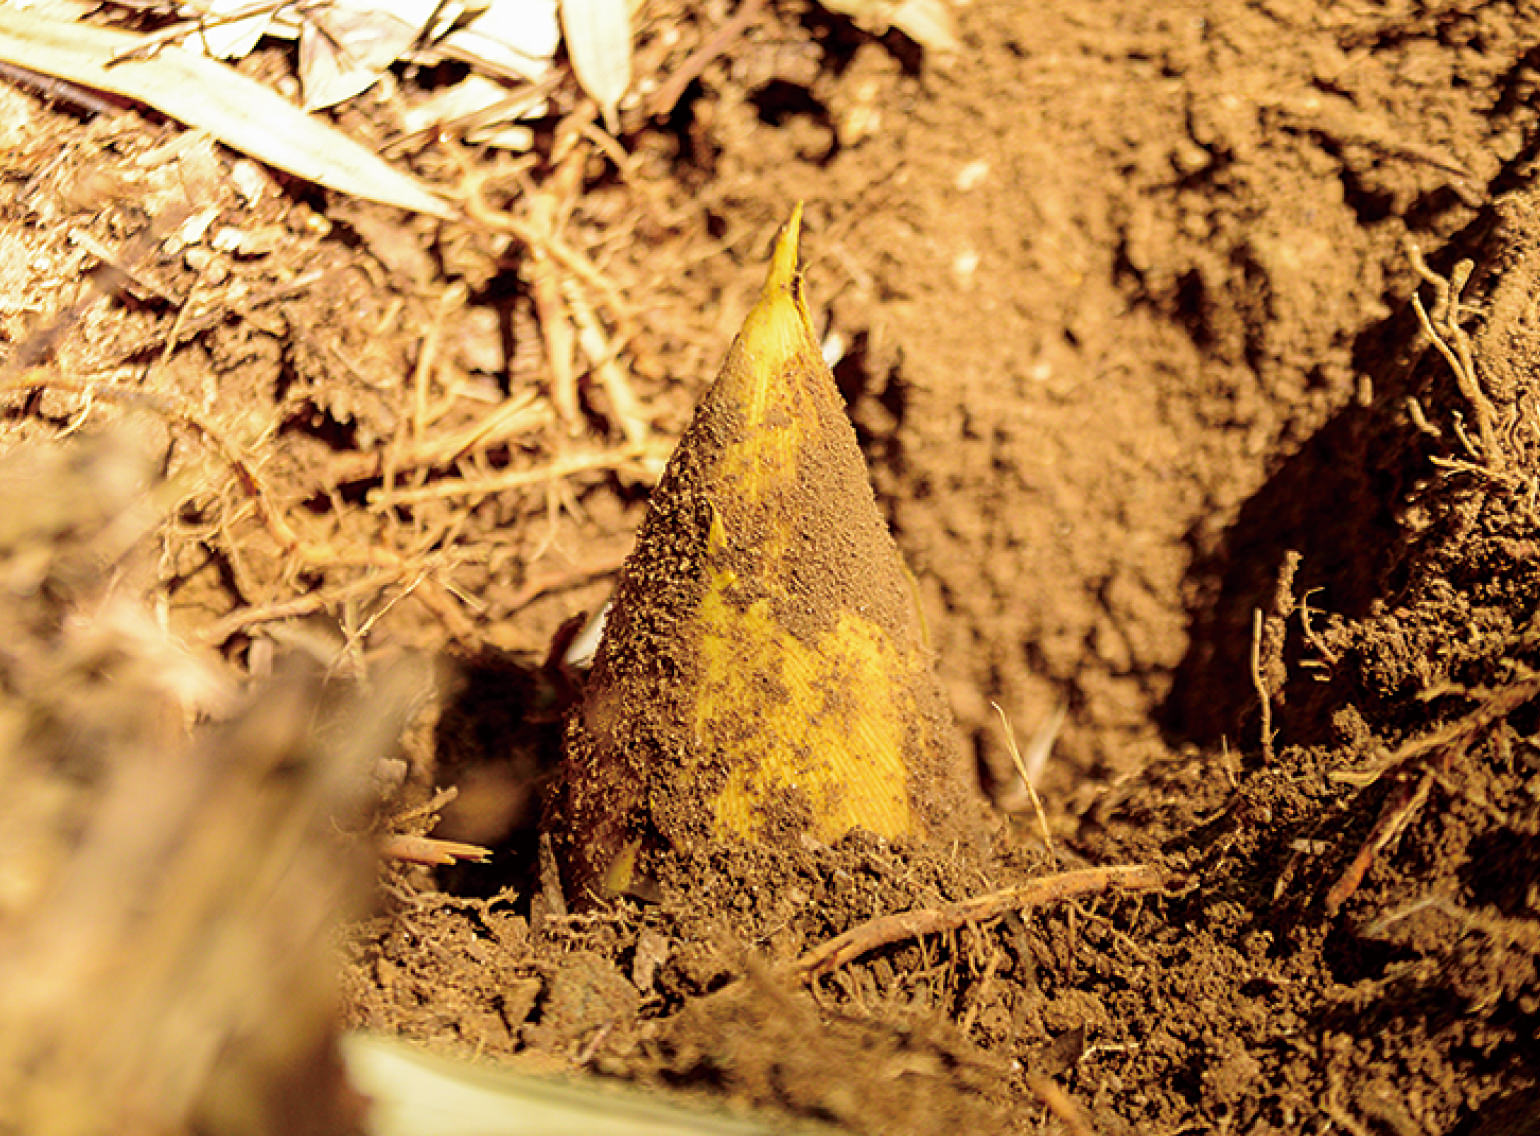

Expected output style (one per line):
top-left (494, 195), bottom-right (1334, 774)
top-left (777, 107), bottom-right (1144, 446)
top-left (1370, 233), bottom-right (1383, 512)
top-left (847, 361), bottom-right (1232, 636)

top-left (1449, 1085), bottom-right (1540, 1136)
top-left (1162, 350), bottom-right (1417, 747)
top-left (427, 646), bottom-right (579, 898)
top-left (831, 328), bottom-right (909, 486)
top-left (1161, 214), bottom-right (1501, 750)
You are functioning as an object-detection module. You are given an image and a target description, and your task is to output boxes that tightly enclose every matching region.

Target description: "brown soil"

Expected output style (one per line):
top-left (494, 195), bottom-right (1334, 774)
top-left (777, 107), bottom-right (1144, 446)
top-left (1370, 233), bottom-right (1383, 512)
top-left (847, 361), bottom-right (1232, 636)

top-left (4, 0), bottom-right (1540, 1132)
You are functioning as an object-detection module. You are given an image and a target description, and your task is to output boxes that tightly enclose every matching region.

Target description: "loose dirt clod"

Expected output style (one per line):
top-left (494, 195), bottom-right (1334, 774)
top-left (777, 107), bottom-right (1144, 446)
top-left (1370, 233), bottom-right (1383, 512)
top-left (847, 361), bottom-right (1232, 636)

top-left (552, 206), bottom-right (980, 903)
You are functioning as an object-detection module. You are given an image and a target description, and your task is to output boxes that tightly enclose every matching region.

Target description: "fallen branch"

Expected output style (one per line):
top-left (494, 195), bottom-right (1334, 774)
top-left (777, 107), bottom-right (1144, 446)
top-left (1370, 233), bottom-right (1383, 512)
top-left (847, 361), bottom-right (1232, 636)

top-left (792, 863), bottom-right (1166, 980)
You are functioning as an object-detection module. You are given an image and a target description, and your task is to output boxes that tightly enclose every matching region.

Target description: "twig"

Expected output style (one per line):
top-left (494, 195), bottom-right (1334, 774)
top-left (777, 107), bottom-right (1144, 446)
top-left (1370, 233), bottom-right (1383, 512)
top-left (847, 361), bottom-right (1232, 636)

top-left (414, 284), bottom-right (465, 445)
top-left (792, 863), bottom-right (1166, 980)
top-left (390, 786), bottom-right (460, 827)
top-left (152, 253), bottom-right (227, 385)
top-left (453, 149), bottom-right (635, 322)
top-left (2, 370), bottom-right (479, 643)
top-left (194, 571), bottom-right (395, 645)
top-left (68, 226), bottom-right (181, 304)
top-left (1, 206), bottom-right (190, 377)
top-left (380, 75), bottom-right (561, 158)
top-left (108, 270), bottom-right (329, 364)
top-left (525, 222), bottom-right (581, 431)
top-left (0, 58), bottom-right (118, 116)
top-left (506, 547), bottom-right (630, 611)
top-left (0, 370), bottom-right (305, 550)
top-left (1323, 669), bottom-right (1540, 912)
top-left (562, 273), bottom-right (650, 446)
top-left (325, 392), bottom-right (550, 484)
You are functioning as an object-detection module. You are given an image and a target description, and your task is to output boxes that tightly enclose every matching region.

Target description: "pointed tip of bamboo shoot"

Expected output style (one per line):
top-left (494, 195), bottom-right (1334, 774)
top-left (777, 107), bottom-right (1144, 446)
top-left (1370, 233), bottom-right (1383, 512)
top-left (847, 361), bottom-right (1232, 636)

top-left (763, 202), bottom-right (803, 302)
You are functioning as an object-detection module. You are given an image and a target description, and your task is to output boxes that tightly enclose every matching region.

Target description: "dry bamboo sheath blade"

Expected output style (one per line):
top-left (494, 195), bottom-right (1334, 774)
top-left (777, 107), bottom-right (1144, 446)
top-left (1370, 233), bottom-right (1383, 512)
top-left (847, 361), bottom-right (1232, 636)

top-left (553, 205), bottom-right (980, 903)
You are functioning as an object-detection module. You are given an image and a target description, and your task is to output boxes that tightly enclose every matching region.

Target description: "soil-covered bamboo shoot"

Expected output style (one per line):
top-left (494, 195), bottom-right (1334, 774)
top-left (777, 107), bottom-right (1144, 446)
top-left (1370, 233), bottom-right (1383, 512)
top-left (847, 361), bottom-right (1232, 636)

top-left (553, 206), bottom-right (978, 902)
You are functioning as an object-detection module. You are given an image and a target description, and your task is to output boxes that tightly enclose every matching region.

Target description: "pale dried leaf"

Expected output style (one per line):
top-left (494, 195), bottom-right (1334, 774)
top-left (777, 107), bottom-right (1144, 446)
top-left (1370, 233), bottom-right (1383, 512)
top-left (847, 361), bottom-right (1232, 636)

top-left (441, 0), bottom-right (558, 83)
top-left (398, 73), bottom-right (543, 150)
top-left (343, 1033), bottom-right (813, 1136)
top-left (0, 7), bottom-right (452, 217)
top-left (398, 72), bottom-right (532, 130)
top-left (2, 0), bottom-right (94, 18)
top-left (299, 8), bottom-right (417, 109)
top-left (889, 0), bottom-right (958, 53)
top-left (559, 0), bottom-right (630, 131)
top-left (819, 0), bottom-right (959, 54)
top-left (185, 0), bottom-right (274, 61)
top-left (465, 121), bottom-right (534, 149)
top-left (297, 0), bottom-right (448, 110)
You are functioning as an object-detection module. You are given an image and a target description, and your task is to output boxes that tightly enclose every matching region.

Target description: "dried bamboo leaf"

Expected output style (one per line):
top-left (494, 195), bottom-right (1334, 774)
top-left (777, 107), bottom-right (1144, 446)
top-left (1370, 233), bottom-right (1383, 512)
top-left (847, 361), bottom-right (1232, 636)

top-left (559, 0), bottom-right (630, 131)
top-left (188, 0), bottom-right (275, 61)
top-left (299, 5), bottom-right (420, 109)
top-left (0, 7), bottom-right (453, 217)
top-left (297, 0), bottom-right (447, 110)
top-left (442, 0), bottom-right (559, 83)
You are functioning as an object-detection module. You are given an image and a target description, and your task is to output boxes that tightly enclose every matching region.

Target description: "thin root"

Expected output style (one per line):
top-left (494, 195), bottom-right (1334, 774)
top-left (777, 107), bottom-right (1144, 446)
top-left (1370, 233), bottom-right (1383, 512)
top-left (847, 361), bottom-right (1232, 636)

top-left (1404, 240), bottom-right (1503, 474)
top-left (1331, 668), bottom-right (1540, 788)
top-left (1324, 770), bottom-right (1433, 915)
top-left (792, 863), bottom-right (1166, 980)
